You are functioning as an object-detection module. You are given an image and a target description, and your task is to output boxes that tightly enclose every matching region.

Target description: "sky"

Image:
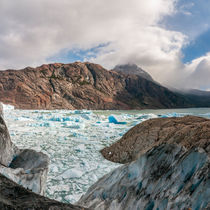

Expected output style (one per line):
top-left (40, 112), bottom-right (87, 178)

top-left (0, 0), bottom-right (210, 90)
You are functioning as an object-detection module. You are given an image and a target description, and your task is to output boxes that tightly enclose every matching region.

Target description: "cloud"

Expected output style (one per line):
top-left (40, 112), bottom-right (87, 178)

top-left (178, 53), bottom-right (210, 90)
top-left (0, 0), bottom-right (210, 90)
top-left (0, 0), bottom-right (177, 69)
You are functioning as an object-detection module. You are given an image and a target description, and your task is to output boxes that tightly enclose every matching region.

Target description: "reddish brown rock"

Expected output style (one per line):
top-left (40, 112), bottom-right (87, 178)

top-left (0, 62), bottom-right (192, 110)
top-left (101, 116), bottom-right (210, 163)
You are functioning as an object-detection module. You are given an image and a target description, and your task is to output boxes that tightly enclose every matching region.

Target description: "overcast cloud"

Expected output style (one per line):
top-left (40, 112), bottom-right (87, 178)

top-left (0, 0), bottom-right (209, 89)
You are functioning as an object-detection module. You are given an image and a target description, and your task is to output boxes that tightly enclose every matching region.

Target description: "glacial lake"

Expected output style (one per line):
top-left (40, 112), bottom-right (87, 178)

top-left (3, 105), bottom-right (210, 203)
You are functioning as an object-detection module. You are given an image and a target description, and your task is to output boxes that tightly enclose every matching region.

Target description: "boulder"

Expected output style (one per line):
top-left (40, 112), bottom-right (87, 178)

top-left (0, 104), bottom-right (49, 195)
top-left (0, 173), bottom-right (87, 210)
top-left (101, 116), bottom-right (210, 163)
top-left (78, 144), bottom-right (210, 210)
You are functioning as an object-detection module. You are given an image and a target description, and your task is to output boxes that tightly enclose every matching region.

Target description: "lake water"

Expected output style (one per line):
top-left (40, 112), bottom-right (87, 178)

top-left (3, 105), bottom-right (210, 203)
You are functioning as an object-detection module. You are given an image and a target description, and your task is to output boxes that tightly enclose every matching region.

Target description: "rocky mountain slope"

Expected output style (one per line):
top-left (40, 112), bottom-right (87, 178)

top-left (170, 87), bottom-right (210, 108)
top-left (101, 116), bottom-right (210, 163)
top-left (0, 62), bottom-right (194, 110)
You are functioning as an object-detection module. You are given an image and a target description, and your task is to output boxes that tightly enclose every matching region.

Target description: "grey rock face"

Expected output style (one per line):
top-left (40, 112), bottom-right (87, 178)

top-left (0, 107), bottom-right (18, 166)
top-left (78, 144), bottom-right (210, 210)
top-left (0, 104), bottom-right (49, 195)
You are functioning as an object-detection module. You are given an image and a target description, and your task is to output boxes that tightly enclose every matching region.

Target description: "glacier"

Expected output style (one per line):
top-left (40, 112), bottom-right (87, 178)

top-left (2, 104), bottom-right (210, 204)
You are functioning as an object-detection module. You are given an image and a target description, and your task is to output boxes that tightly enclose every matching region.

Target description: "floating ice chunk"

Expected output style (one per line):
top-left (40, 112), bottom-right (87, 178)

top-left (37, 116), bottom-right (44, 120)
top-left (108, 116), bottom-right (127, 124)
top-left (75, 118), bottom-right (81, 123)
top-left (72, 132), bottom-right (83, 137)
top-left (60, 168), bottom-right (83, 179)
top-left (75, 144), bottom-right (85, 152)
top-left (74, 110), bottom-right (92, 115)
top-left (39, 122), bottom-right (51, 127)
top-left (137, 114), bottom-right (150, 120)
top-left (80, 114), bottom-right (90, 120)
top-left (159, 112), bottom-right (182, 118)
top-left (2, 103), bottom-right (14, 110)
top-left (74, 110), bottom-right (82, 114)
top-left (67, 125), bottom-right (80, 129)
top-left (50, 164), bottom-right (59, 173)
top-left (158, 114), bottom-right (168, 118)
top-left (65, 193), bottom-right (83, 203)
top-left (61, 122), bottom-right (68, 127)
top-left (62, 117), bottom-right (71, 122)
top-left (49, 117), bottom-right (62, 122)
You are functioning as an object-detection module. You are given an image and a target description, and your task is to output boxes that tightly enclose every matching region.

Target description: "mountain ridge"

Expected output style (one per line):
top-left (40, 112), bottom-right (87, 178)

top-left (0, 62), bottom-right (206, 110)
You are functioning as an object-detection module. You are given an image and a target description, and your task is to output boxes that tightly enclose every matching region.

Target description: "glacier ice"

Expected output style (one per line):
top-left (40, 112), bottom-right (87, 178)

top-left (1, 103), bottom-right (210, 203)
top-left (108, 115), bottom-right (127, 124)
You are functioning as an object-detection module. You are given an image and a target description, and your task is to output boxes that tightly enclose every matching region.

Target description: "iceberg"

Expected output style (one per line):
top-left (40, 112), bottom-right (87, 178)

top-left (59, 168), bottom-right (83, 179)
top-left (2, 103), bottom-right (14, 110)
top-left (49, 117), bottom-right (62, 122)
top-left (108, 115), bottom-right (127, 124)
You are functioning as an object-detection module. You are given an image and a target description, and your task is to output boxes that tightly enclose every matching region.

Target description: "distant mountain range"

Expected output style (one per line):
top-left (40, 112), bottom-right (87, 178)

top-left (0, 62), bottom-right (210, 110)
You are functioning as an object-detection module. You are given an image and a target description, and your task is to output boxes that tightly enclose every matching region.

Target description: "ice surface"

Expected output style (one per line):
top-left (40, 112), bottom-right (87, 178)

top-left (2, 104), bottom-right (210, 204)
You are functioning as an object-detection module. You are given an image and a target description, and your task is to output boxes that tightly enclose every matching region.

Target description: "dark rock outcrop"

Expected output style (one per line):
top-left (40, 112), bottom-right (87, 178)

top-left (78, 144), bottom-right (210, 210)
top-left (0, 104), bottom-right (49, 195)
top-left (0, 62), bottom-right (194, 110)
top-left (101, 116), bottom-right (210, 163)
top-left (0, 173), bottom-right (87, 210)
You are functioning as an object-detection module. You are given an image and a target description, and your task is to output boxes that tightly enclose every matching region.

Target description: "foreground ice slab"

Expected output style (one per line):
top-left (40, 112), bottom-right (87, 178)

top-left (0, 104), bottom-right (49, 195)
top-left (78, 144), bottom-right (210, 210)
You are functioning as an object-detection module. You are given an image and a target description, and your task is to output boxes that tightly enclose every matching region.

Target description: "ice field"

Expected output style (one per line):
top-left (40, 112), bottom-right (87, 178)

top-left (2, 104), bottom-right (210, 203)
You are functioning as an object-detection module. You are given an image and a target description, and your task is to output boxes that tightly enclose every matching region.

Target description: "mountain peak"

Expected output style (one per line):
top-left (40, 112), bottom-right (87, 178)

top-left (113, 63), bottom-right (154, 82)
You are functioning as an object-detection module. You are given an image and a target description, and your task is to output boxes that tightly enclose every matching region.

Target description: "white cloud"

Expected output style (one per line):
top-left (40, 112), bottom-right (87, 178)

top-left (178, 53), bottom-right (210, 90)
top-left (0, 0), bottom-right (178, 69)
top-left (0, 0), bottom-right (209, 90)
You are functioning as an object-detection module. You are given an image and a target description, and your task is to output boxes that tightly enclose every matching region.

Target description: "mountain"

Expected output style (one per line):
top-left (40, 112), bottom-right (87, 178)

top-left (113, 63), bottom-right (155, 82)
top-left (184, 89), bottom-right (210, 96)
top-left (0, 61), bottom-right (203, 110)
top-left (170, 87), bottom-right (210, 108)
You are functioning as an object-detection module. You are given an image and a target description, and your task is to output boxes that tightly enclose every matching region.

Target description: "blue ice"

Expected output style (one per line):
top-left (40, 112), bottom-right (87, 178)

top-left (49, 117), bottom-right (62, 122)
top-left (108, 116), bottom-right (127, 124)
